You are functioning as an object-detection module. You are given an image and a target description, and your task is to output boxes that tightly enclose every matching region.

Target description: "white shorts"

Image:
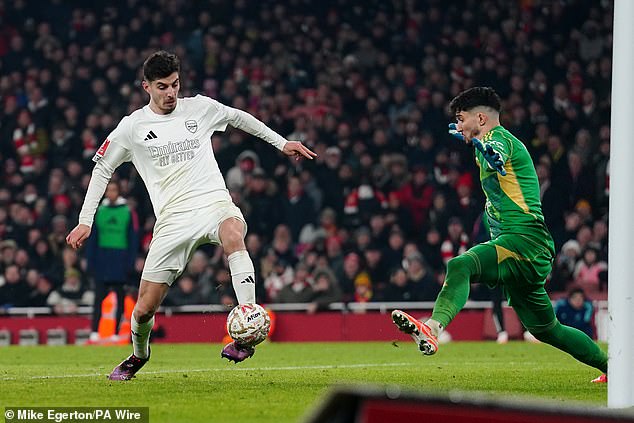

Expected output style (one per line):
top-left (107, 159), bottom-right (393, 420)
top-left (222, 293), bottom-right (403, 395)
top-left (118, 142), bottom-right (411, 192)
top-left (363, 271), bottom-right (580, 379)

top-left (142, 201), bottom-right (246, 285)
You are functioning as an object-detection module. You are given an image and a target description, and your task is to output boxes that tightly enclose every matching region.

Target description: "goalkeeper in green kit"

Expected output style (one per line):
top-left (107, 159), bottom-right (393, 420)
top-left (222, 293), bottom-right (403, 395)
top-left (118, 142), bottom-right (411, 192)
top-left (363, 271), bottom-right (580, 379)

top-left (391, 87), bottom-right (607, 383)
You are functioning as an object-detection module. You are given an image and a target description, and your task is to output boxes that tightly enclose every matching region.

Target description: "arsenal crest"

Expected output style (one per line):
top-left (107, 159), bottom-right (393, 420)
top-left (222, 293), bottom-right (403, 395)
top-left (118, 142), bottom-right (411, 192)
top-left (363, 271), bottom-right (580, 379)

top-left (185, 120), bottom-right (198, 133)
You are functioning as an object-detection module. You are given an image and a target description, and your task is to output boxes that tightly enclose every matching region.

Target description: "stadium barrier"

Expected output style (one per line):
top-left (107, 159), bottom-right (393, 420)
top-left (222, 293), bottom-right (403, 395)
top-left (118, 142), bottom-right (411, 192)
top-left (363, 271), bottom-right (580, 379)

top-left (0, 301), bottom-right (607, 345)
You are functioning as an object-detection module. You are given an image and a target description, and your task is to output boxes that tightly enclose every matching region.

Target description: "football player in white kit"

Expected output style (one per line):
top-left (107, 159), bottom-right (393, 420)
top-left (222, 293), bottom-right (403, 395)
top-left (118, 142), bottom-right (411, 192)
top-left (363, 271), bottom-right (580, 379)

top-left (66, 51), bottom-right (316, 380)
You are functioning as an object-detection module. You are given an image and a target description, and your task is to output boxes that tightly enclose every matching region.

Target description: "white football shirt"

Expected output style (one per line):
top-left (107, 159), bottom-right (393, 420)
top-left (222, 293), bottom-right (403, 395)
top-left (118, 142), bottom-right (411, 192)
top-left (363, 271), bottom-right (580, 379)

top-left (78, 95), bottom-right (287, 226)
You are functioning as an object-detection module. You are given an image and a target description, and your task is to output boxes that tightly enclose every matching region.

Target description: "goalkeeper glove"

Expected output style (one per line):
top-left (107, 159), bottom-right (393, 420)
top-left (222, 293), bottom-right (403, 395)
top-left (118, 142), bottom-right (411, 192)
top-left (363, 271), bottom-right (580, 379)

top-left (448, 123), bottom-right (506, 176)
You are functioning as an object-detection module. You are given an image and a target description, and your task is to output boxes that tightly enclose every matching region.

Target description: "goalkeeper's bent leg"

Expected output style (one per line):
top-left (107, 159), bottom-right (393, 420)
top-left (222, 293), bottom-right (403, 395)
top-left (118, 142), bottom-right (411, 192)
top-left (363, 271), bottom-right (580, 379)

top-left (531, 321), bottom-right (608, 373)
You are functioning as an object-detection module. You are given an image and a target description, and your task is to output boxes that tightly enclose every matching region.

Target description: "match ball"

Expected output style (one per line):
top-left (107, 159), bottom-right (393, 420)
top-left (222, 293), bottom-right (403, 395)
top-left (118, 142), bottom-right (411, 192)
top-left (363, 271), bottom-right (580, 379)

top-left (226, 303), bottom-right (271, 347)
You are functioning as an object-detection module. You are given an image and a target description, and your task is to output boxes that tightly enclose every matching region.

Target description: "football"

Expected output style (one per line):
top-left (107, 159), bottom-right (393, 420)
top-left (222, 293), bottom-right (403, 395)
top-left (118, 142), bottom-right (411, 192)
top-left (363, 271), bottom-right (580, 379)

top-left (226, 303), bottom-right (271, 347)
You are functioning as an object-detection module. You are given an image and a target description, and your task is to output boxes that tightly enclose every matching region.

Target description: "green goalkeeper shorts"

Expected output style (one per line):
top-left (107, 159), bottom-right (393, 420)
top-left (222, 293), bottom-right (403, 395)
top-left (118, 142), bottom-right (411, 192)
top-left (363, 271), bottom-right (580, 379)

top-left (464, 232), bottom-right (557, 333)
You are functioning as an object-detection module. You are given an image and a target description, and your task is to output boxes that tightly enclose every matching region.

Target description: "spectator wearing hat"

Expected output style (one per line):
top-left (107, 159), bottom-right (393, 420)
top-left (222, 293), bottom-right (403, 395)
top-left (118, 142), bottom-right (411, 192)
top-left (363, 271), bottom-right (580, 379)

top-left (454, 173), bottom-right (479, 231)
top-left (317, 208), bottom-right (339, 240)
top-left (51, 194), bottom-right (72, 217)
top-left (353, 272), bottom-right (373, 304)
top-left (226, 150), bottom-right (259, 192)
top-left (343, 178), bottom-right (388, 229)
top-left (574, 199), bottom-right (594, 227)
top-left (336, 252), bottom-right (372, 303)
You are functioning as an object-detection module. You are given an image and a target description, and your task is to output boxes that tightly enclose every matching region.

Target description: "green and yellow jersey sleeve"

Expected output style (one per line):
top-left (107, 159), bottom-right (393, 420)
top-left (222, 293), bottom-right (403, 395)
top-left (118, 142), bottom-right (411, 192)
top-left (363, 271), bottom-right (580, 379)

top-left (475, 126), bottom-right (550, 242)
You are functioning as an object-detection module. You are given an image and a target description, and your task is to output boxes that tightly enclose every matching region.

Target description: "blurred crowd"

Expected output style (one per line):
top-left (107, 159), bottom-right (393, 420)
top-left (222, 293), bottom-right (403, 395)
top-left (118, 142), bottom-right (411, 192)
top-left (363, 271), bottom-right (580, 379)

top-left (0, 0), bottom-right (611, 313)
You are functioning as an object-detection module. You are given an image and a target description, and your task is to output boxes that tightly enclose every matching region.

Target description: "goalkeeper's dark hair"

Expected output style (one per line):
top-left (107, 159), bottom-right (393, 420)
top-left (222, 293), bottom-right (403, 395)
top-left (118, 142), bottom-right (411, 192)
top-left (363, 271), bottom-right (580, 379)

top-left (143, 51), bottom-right (180, 82)
top-left (449, 87), bottom-right (502, 115)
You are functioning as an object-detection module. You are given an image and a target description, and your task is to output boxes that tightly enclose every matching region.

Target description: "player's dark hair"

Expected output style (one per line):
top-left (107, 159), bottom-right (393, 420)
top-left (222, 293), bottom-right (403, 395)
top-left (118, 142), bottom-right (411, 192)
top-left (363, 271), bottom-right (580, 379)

top-left (143, 51), bottom-right (180, 82)
top-left (449, 87), bottom-right (502, 115)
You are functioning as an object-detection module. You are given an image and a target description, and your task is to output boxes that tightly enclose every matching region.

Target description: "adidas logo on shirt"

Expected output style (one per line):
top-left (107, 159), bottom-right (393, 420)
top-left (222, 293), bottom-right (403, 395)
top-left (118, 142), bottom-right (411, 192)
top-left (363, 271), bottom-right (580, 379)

top-left (144, 130), bottom-right (158, 141)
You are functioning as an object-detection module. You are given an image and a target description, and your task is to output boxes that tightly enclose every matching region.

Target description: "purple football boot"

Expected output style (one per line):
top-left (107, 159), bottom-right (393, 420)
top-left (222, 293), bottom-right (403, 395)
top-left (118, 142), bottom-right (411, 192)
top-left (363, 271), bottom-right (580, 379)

top-left (221, 342), bottom-right (255, 363)
top-left (108, 349), bottom-right (150, 381)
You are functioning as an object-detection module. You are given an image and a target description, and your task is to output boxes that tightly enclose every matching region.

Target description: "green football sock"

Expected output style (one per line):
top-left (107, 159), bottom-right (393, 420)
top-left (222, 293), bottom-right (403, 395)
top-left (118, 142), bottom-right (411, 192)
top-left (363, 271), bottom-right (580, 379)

top-left (431, 253), bottom-right (479, 328)
top-left (532, 321), bottom-right (608, 373)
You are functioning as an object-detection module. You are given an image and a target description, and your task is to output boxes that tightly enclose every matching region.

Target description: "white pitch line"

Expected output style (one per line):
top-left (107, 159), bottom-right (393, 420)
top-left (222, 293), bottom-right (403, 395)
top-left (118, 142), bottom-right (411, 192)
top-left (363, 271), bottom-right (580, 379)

top-left (1, 362), bottom-right (411, 381)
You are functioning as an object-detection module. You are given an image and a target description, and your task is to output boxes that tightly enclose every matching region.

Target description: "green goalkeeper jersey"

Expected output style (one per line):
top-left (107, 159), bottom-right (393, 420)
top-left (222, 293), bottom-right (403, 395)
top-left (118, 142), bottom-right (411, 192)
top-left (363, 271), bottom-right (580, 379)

top-left (476, 125), bottom-right (550, 242)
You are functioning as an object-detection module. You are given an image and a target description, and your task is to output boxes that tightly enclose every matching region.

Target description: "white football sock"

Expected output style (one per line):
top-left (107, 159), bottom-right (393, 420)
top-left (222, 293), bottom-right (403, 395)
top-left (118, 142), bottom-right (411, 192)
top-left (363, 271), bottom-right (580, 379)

top-left (131, 314), bottom-right (154, 359)
top-left (424, 319), bottom-right (443, 338)
top-left (227, 250), bottom-right (256, 304)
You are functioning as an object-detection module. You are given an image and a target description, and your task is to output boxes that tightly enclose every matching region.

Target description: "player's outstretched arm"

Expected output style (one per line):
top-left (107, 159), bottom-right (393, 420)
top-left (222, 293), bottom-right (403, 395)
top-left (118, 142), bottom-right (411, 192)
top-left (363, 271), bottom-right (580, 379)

top-left (223, 106), bottom-right (317, 159)
top-left (448, 123), bottom-right (506, 176)
top-left (282, 141), bottom-right (317, 161)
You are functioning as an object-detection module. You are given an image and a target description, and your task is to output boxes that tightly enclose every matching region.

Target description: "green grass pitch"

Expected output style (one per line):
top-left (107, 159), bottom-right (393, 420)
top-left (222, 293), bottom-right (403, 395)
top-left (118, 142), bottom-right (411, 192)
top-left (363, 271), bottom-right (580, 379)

top-left (0, 341), bottom-right (607, 422)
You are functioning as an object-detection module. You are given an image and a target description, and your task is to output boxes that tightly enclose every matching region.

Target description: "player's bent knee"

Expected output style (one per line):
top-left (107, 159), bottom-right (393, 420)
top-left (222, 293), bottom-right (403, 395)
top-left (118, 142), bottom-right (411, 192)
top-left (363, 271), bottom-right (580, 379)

top-left (219, 219), bottom-right (246, 252)
top-left (446, 255), bottom-right (470, 274)
top-left (134, 302), bottom-right (159, 322)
